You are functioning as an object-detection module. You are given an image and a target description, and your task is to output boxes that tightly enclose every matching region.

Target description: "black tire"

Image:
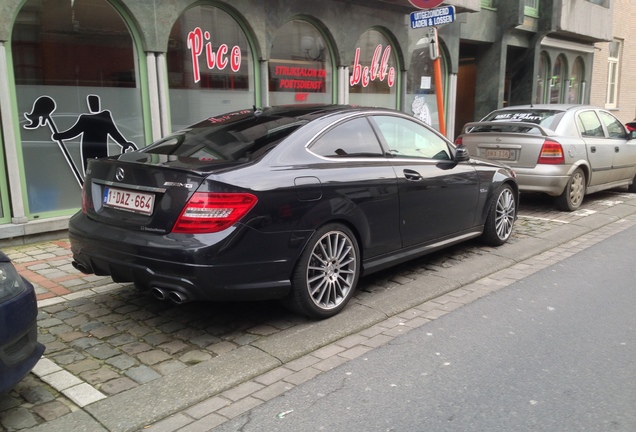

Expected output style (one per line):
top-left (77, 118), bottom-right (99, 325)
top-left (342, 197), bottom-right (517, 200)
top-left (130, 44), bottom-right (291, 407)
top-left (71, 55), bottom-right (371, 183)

top-left (283, 223), bottom-right (360, 319)
top-left (628, 173), bottom-right (636, 193)
top-left (481, 184), bottom-right (516, 246)
top-left (554, 167), bottom-right (585, 211)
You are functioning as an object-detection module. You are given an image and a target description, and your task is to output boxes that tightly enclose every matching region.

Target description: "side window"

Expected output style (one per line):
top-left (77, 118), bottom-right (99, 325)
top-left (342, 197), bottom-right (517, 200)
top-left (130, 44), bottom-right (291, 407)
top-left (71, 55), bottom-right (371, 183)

top-left (577, 111), bottom-right (604, 137)
top-left (598, 111), bottom-right (627, 139)
top-left (310, 117), bottom-right (384, 158)
top-left (372, 115), bottom-right (451, 160)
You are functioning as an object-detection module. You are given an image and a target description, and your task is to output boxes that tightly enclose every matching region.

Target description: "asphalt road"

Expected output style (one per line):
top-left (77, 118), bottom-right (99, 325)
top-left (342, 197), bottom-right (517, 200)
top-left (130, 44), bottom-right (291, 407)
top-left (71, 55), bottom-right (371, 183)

top-left (214, 224), bottom-right (636, 432)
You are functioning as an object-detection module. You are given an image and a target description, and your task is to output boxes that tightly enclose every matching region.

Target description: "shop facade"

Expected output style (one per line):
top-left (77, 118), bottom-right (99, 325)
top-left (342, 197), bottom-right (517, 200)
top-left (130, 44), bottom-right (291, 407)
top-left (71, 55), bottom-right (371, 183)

top-left (0, 0), bottom-right (613, 244)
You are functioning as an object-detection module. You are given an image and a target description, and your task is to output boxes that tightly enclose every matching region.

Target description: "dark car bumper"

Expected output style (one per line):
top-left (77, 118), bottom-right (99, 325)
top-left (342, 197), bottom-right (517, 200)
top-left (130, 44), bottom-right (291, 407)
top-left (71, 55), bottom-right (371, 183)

top-left (68, 212), bottom-right (313, 302)
top-left (0, 287), bottom-right (45, 394)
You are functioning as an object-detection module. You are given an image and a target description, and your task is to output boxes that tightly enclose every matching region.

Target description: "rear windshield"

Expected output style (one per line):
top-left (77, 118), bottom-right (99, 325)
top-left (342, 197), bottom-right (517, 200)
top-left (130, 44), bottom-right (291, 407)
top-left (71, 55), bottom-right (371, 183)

top-left (142, 110), bottom-right (307, 162)
top-left (474, 109), bottom-right (563, 133)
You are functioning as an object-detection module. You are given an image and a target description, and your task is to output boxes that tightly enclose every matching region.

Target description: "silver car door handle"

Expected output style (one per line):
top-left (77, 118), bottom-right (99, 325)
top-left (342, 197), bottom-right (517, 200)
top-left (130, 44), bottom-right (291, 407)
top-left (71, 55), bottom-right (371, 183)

top-left (615, 146), bottom-right (620, 153)
top-left (404, 169), bottom-right (423, 181)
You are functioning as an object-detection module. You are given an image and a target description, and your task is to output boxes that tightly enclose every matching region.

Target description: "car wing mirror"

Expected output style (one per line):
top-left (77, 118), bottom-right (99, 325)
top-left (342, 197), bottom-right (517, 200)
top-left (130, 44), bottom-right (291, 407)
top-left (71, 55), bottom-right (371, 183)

top-left (454, 145), bottom-right (470, 162)
top-left (630, 130), bottom-right (636, 140)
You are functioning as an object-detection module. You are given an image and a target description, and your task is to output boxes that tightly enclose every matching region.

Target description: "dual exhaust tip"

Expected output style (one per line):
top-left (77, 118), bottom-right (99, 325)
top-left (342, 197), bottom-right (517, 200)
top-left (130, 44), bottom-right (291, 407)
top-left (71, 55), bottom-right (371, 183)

top-left (72, 260), bottom-right (190, 305)
top-left (150, 287), bottom-right (190, 305)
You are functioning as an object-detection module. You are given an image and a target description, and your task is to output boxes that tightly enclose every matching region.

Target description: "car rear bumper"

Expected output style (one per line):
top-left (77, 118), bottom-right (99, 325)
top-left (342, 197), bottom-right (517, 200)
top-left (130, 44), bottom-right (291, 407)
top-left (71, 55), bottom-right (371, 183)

top-left (514, 165), bottom-right (571, 196)
top-left (68, 212), bottom-right (313, 303)
top-left (0, 288), bottom-right (45, 394)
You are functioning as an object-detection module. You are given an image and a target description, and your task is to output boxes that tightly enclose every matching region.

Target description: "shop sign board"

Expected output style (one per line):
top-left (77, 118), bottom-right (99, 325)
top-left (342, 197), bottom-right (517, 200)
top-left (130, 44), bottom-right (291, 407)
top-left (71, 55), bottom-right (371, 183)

top-left (410, 6), bottom-right (455, 29)
top-left (350, 44), bottom-right (396, 88)
top-left (269, 62), bottom-right (327, 93)
top-left (187, 27), bottom-right (242, 83)
top-left (408, 0), bottom-right (444, 8)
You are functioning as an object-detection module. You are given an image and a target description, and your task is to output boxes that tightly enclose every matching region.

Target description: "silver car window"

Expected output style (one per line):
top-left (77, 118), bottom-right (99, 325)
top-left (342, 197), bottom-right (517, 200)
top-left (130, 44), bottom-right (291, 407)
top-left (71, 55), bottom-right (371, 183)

top-left (372, 115), bottom-right (451, 160)
top-left (577, 111), bottom-right (604, 137)
top-left (598, 111), bottom-right (627, 139)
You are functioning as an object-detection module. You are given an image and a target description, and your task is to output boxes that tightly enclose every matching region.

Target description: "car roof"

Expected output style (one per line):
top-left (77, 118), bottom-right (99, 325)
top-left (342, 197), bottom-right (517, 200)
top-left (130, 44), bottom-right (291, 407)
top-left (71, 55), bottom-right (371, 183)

top-left (492, 104), bottom-right (599, 112)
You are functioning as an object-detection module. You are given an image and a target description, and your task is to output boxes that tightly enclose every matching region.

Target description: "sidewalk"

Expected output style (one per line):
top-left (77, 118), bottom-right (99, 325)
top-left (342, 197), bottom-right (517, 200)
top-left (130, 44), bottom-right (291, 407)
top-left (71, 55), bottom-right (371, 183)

top-left (2, 190), bottom-right (636, 432)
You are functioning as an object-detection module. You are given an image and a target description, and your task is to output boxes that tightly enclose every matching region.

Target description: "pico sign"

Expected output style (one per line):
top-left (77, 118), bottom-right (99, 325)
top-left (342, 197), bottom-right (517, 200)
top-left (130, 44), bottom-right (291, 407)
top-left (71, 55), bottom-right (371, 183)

top-left (410, 6), bottom-right (455, 29)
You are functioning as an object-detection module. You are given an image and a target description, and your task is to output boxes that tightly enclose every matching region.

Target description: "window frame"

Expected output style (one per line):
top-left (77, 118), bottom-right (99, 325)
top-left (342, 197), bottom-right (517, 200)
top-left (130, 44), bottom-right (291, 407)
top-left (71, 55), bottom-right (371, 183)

top-left (605, 39), bottom-right (622, 109)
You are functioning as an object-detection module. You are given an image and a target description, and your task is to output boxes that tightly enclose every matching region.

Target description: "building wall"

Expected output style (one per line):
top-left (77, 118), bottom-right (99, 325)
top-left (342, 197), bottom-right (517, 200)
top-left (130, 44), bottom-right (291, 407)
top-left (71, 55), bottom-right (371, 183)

top-left (590, 0), bottom-right (636, 123)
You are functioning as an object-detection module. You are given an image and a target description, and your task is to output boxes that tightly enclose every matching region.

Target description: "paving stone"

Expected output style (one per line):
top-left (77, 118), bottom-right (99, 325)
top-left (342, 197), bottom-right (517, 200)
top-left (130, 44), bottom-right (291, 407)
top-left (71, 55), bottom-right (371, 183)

top-left (120, 342), bottom-right (153, 355)
top-left (158, 322), bottom-right (186, 334)
top-left (97, 313), bottom-right (127, 324)
top-left (48, 324), bottom-right (74, 335)
top-left (99, 377), bottom-right (138, 395)
top-left (65, 315), bottom-right (90, 327)
top-left (137, 349), bottom-right (172, 365)
top-left (144, 333), bottom-right (172, 346)
top-left (0, 407), bottom-right (38, 430)
top-left (86, 344), bottom-right (120, 360)
top-left (190, 334), bottom-right (221, 348)
top-left (179, 350), bottom-right (212, 365)
top-left (51, 350), bottom-right (87, 365)
top-left (38, 318), bottom-right (64, 328)
top-left (89, 326), bottom-right (120, 339)
top-left (71, 337), bottom-right (102, 350)
top-left (64, 383), bottom-right (107, 407)
top-left (42, 341), bottom-right (68, 354)
top-left (54, 310), bottom-right (78, 320)
top-left (59, 331), bottom-right (87, 342)
top-left (66, 358), bottom-right (102, 374)
top-left (125, 365), bottom-right (162, 384)
top-left (80, 366), bottom-right (120, 385)
top-left (19, 386), bottom-right (56, 404)
top-left (107, 333), bottom-right (137, 347)
top-left (158, 340), bottom-right (189, 355)
top-left (79, 321), bottom-right (105, 333)
top-left (31, 400), bottom-right (71, 421)
top-left (105, 354), bottom-right (137, 370)
top-left (153, 359), bottom-right (187, 375)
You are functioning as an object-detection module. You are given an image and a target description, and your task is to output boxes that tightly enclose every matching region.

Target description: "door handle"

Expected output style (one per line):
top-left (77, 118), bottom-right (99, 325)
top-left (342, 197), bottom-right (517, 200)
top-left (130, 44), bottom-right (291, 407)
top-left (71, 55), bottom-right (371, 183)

top-left (615, 146), bottom-right (620, 153)
top-left (403, 169), bottom-right (422, 181)
top-left (590, 146), bottom-right (596, 153)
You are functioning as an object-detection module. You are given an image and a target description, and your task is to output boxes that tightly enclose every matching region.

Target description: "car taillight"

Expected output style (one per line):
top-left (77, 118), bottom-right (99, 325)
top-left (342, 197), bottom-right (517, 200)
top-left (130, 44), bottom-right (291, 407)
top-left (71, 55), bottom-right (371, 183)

top-left (172, 192), bottom-right (258, 234)
top-left (81, 184), bottom-right (93, 214)
top-left (454, 136), bottom-right (463, 145)
top-left (537, 140), bottom-right (565, 164)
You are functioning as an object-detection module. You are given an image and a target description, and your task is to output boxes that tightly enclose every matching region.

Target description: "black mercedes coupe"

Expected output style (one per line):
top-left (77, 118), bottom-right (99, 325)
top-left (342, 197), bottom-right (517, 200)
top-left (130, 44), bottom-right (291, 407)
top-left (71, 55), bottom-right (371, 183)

top-left (69, 105), bottom-right (518, 318)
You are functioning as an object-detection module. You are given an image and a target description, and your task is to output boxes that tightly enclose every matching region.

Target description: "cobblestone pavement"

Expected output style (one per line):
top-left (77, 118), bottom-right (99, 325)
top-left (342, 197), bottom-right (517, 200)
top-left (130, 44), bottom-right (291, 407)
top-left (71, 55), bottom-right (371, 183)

top-left (1, 189), bottom-right (635, 431)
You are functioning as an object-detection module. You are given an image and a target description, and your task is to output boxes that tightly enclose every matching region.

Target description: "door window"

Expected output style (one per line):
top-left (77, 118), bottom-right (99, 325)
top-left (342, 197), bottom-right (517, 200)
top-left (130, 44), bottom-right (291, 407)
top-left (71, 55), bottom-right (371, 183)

top-left (598, 111), bottom-right (626, 139)
top-left (372, 115), bottom-right (451, 160)
top-left (577, 111), bottom-right (604, 137)
top-left (310, 117), bottom-right (384, 158)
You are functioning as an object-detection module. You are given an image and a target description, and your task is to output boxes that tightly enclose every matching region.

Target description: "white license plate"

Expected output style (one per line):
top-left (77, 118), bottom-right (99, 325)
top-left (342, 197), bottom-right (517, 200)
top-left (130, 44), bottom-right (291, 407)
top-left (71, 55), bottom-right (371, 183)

top-left (485, 149), bottom-right (512, 160)
top-left (103, 187), bottom-right (154, 215)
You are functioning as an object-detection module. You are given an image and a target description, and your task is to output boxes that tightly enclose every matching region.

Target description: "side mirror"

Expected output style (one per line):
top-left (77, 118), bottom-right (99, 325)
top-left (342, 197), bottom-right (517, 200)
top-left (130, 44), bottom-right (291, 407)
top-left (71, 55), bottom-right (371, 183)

top-left (454, 145), bottom-right (470, 162)
top-left (630, 130), bottom-right (636, 140)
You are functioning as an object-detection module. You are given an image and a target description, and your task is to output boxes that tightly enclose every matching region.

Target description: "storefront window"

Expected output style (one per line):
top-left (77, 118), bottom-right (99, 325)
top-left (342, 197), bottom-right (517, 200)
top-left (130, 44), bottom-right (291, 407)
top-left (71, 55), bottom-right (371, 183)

top-left (269, 20), bottom-right (333, 106)
top-left (349, 30), bottom-right (398, 109)
top-left (550, 55), bottom-right (566, 104)
top-left (568, 57), bottom-right (584, 104)
top-left (167, 6), bottom-right (255, 131)
top-left (406, 38), bottom-right (446, 130)
top-left (535, 52), bottom-right (549, 104)
top-left (13, 0), bottom-right (144, 215)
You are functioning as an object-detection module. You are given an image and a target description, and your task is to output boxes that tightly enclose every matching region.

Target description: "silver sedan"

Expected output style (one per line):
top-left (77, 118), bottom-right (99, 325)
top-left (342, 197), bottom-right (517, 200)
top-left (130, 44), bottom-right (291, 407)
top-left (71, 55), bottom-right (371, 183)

top-left (456, 104), bottom-right (636, 211)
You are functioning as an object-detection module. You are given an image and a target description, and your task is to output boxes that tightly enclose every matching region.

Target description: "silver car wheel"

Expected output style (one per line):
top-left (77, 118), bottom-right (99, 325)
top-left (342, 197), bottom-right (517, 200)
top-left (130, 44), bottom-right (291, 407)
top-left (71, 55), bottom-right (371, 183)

top-left (495, 187), bottom-right (515, 241)
top-left (307, 230), bottom-right (357, 311)
top-left (568, 170), bottom-right (585, 207)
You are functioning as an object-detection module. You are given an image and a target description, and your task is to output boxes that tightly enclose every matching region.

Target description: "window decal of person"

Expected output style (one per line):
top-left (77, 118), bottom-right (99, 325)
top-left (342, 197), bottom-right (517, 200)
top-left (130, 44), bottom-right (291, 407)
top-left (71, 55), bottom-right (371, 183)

top-left (412, 95), bottom-right (432, 125)
top-left (52, 94), bottom-right (137, 176)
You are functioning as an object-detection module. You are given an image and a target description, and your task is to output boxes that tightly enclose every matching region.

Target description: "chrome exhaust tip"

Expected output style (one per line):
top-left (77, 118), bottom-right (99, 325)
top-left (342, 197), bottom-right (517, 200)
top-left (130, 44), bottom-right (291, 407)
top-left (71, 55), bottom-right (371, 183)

top-left (72, 260), bottom-right (91, 274)
top-left (151, 287), bottom-right (168, 301)
top-left (168, 290), bottom-right (189, 305)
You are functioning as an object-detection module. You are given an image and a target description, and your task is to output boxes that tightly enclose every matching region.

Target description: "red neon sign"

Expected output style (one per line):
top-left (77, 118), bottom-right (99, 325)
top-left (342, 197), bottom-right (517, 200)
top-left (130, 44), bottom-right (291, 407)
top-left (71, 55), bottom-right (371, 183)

top-left (408, 0), bottom-right (444, 9)
top-left (187, 27), bottom-right (241, 83)
top-left (350, 44), bottom-right (395, 88)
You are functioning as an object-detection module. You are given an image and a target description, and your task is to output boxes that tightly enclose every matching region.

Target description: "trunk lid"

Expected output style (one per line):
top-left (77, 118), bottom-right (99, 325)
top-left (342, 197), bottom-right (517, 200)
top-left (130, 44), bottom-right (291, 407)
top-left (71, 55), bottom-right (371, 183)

top-left (82, 153), bottom-right (244, 234)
